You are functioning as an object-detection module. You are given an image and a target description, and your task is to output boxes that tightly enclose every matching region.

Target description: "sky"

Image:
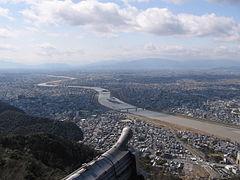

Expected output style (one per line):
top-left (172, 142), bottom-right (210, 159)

top-left (0, 0), bottom-right (240, 65)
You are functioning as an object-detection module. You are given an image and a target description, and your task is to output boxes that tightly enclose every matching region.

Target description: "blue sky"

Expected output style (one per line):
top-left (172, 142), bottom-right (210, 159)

top-left (0, 0), bottom-right (240, 65)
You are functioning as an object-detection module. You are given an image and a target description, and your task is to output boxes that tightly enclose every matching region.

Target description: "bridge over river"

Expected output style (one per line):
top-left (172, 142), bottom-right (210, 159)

top-left (38, 75), bottom-right (240, 143)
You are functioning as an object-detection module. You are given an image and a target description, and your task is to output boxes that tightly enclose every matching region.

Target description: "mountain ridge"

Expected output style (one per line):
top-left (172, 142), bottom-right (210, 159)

top-left (1, 58), bottom-right (240, 71)
top-left (83, 58), bottom-right (240, 70)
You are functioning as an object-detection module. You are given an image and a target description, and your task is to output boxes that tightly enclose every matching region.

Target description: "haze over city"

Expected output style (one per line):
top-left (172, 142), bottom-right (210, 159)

top-left (1, 1), bottom-right (240, 180)
top-left (0, 0), bottom-right (240, 66)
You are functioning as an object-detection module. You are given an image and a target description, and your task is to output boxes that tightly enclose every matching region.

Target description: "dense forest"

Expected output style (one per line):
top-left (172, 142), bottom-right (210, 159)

top-left (0, 101), bottom-right (97, 180)
top-left (0, 101), bottom-right (24, 114)
top-left (0, 110), bottom-right (83, 141)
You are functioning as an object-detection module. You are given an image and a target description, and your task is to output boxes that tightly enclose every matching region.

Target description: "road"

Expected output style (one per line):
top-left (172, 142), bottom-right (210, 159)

top-left (37, 75), bottom-right (240, 143)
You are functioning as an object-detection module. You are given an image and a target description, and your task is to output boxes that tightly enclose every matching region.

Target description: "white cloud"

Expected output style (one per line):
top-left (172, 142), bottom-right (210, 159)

top-left (37, 43), bottom-right (58, 56)
top-left (2, 41), bottom-right (240, 65)
top-left (0, 43), bottom-right (16, 51)
top-left (213, 45), bottom-right (240, 57)
top-left (0, 0), bottom-right (39, 4)
top-left (19, 0), bottom-right (240, 41)
top-left (0, 28), bottom-right (16, 38)
top-left (178, 13), bottom-right (240, 40)
top-left (38, 42), bottom-right (56, 51)
top-left (164, 0), bottom-right (189, 5)
top-left (21, 0), bottom-right (137, 32)
top-left (144, 42), bottom-right (158, 50)
top-left (119, 0), bottom-right (150, 3)
top-left (137, 9), bottom-right (240, 41)
top-left (164, 0), bottom-right (239, 4)
top-left (37, 42), bottom-right (83, 57)
top-left (87, 43), bottom-right (207, 63)
top-left (143, 43), bottom-right (197, 57)
top-left (47, 32), bottom-right (69, 37)
top-left (0, 7), bottom-right (13, 19)
top-left (75, 34), bottom-right (85, 39)
top-left (209, 0), bottom-right (240, 4)
top-left (136, 8), bottom-right (185, 35)
top-left (141, 43), bottom-right (240, 61)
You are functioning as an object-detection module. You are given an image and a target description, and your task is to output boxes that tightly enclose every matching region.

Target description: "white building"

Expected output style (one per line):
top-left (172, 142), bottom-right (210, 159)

top-left (236, 151), bottom-right (240, 170)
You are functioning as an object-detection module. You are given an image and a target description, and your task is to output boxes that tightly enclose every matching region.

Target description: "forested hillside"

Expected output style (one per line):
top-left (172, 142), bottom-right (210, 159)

top-left (0, 110), bottom-right (83, 141)
top-left (0, 101), bottom-right (24, 114)
top-left (0, 100), bottom-right (97, 180)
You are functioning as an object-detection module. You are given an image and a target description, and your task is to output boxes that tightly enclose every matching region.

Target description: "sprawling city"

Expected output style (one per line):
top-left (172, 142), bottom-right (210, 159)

top-left (1, 0), bottom-right (240, 179)
top-left (0, 71), bottom-right (240, 179)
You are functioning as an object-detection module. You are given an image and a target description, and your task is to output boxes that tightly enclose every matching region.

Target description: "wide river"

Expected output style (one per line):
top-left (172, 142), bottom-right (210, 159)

top-left (38, 76), bottom-right (240, 143)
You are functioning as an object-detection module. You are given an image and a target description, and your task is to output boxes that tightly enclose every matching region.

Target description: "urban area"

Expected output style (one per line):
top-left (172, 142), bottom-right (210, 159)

top-left (0, 71), bottom-right (240, 179)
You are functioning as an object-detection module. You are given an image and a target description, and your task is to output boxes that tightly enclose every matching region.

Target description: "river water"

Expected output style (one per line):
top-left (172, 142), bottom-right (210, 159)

top-left (38, 77), bottom-right (240, 143)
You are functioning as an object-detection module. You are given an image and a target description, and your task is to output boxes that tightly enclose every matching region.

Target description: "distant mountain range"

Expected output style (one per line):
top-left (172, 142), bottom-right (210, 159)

top-left (83, 58), bottom-right (240, 71)
top-left (1, 58), bottom-right (240, 71)
top-left (0, 60), bottom-right (73, 70)
top-left (0, 60), bottom-right (25, 69)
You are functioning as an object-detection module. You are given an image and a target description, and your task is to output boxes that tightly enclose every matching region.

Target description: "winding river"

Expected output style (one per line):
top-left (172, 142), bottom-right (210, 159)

top-left (38, 76), bottom-right (240, 143)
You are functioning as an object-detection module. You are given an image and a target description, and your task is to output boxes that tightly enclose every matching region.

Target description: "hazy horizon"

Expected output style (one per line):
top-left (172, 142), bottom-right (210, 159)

top-left (0, 0), bottom-right (240, 66)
